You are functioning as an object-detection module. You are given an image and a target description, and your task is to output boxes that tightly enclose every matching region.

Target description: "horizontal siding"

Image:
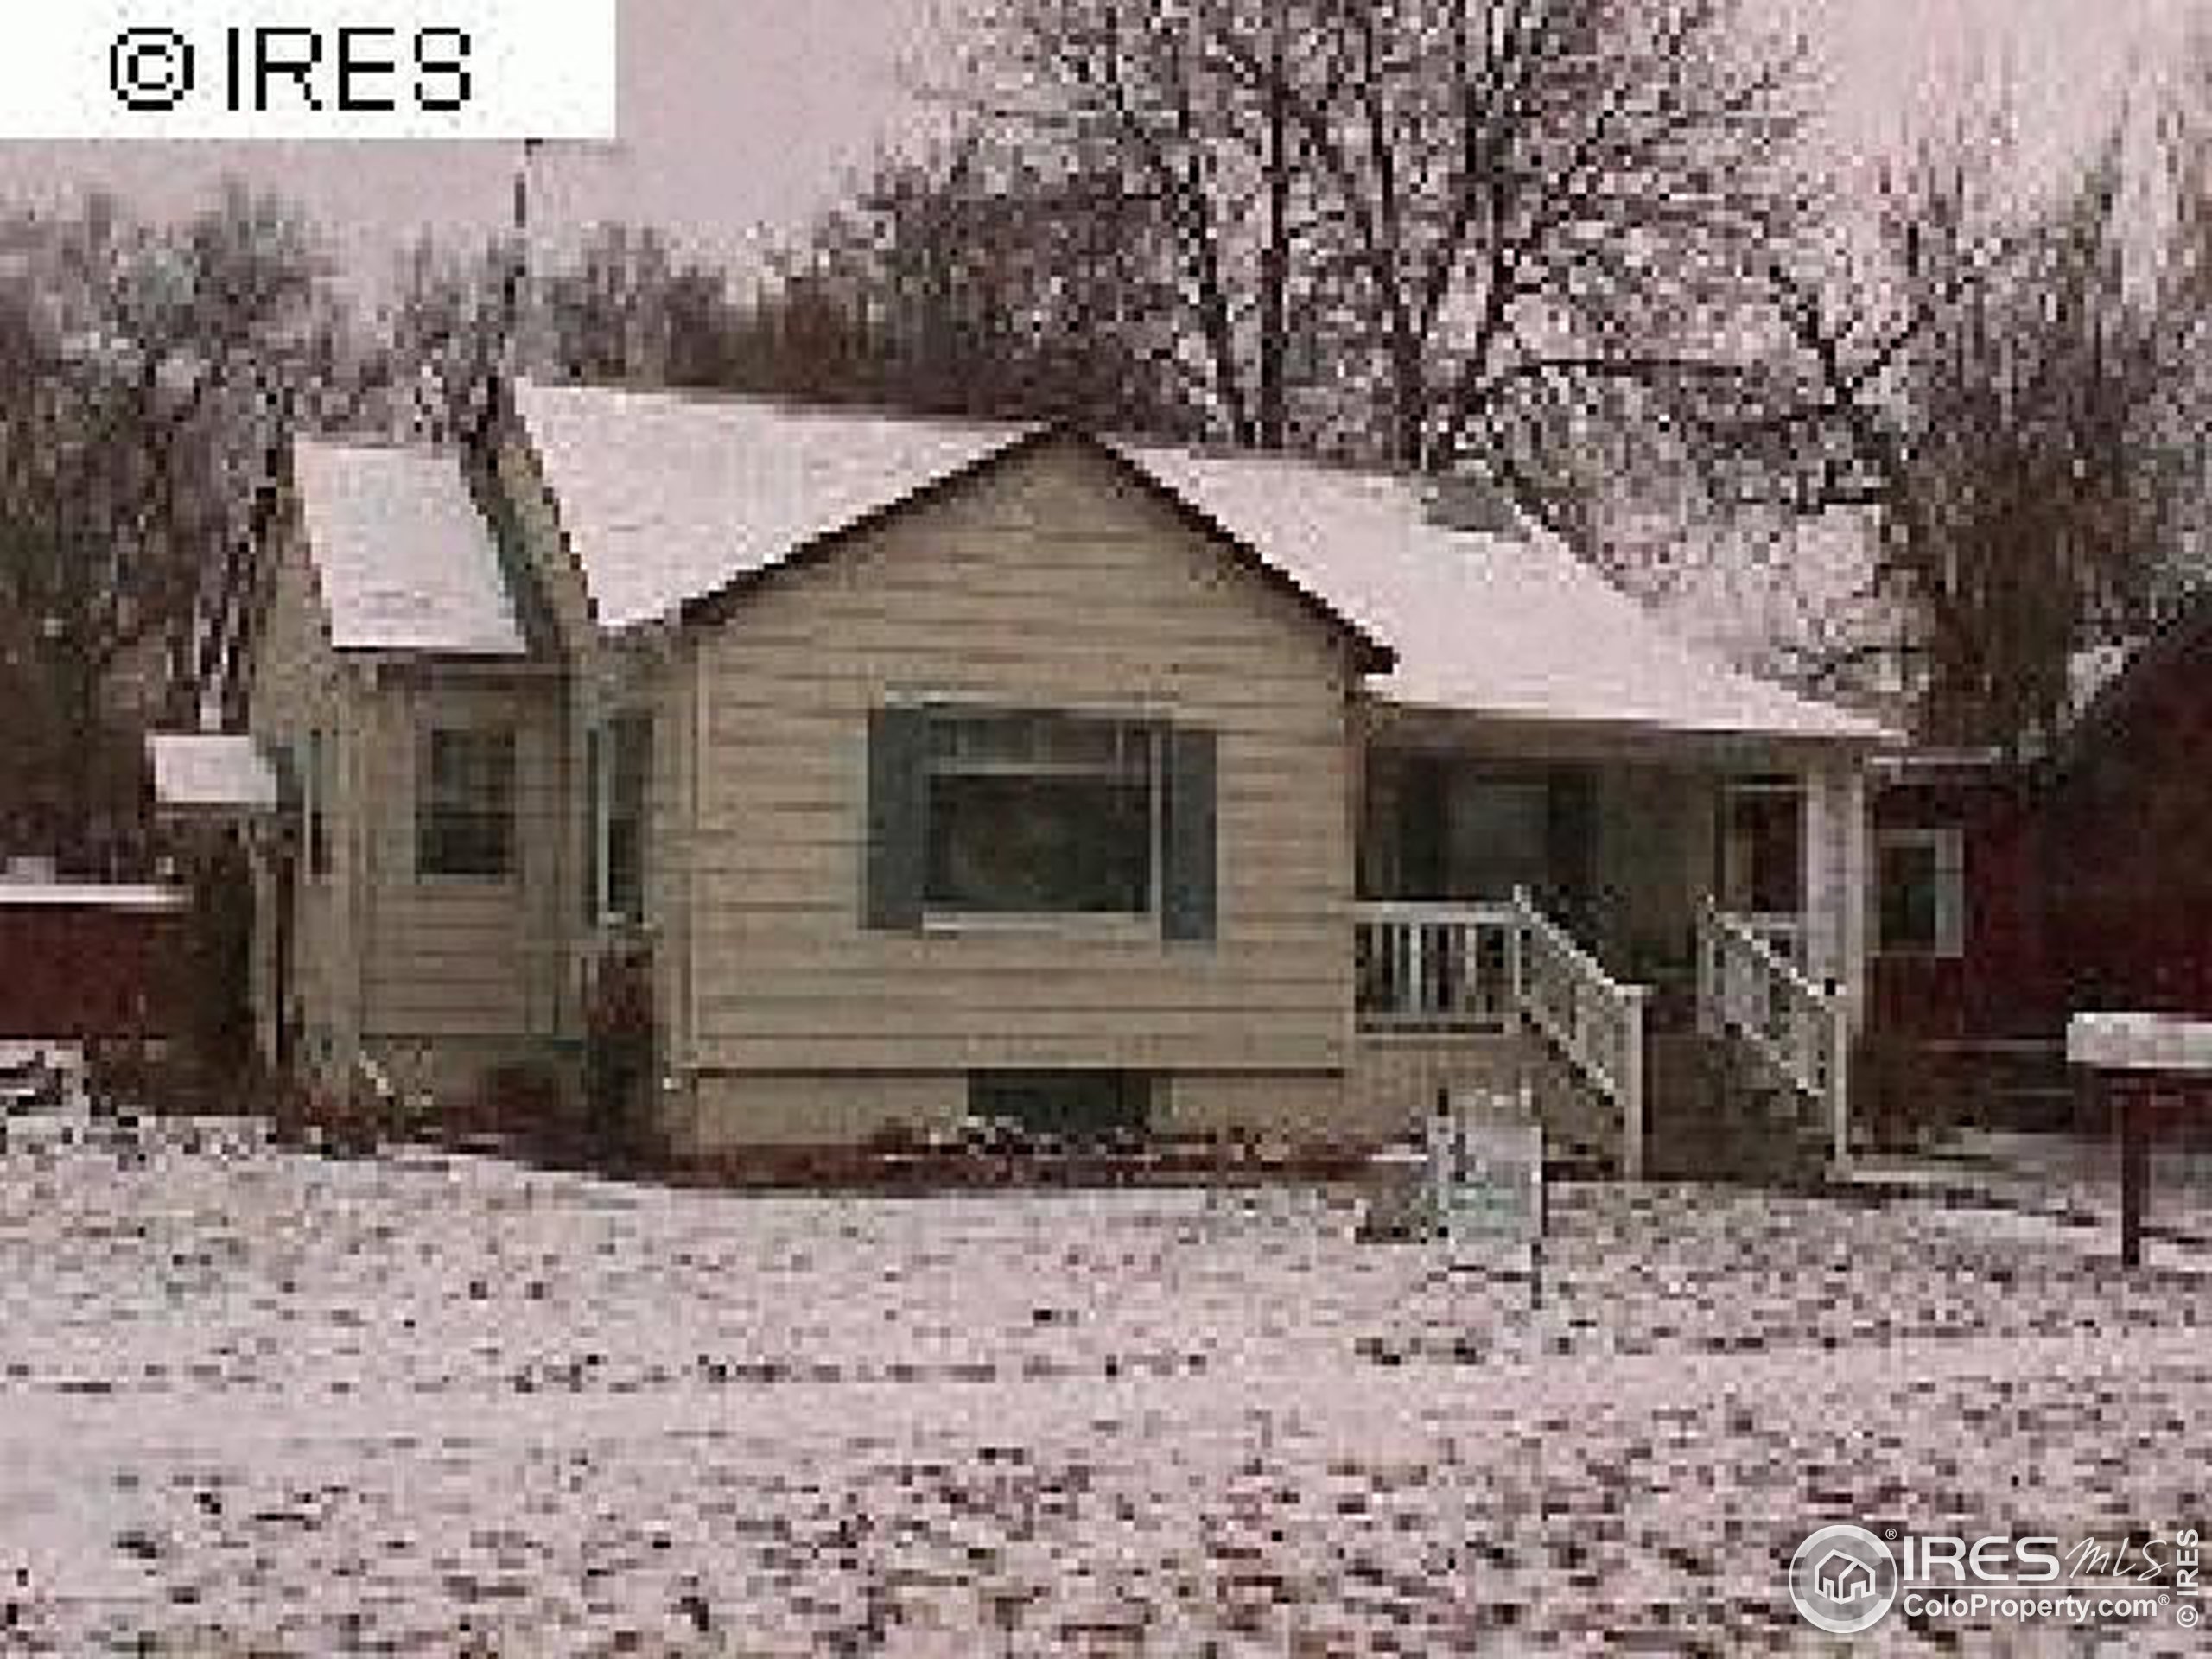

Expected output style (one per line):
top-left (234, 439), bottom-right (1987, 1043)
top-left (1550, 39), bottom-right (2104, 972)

top-left (361, 677), bottom-right (565, 1042)
top-left (685, 438), bottom-right (1357, 1075)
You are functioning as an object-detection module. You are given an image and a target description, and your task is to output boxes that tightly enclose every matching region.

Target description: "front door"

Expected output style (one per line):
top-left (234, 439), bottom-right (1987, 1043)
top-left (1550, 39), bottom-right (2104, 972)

top-left (1717, 778), bottom-right (1805, 957)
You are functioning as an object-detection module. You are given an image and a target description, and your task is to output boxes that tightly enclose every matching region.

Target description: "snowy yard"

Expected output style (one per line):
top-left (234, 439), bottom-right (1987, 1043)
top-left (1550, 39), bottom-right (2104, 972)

top-left (1, 1109), bottom-right (2208, 1655)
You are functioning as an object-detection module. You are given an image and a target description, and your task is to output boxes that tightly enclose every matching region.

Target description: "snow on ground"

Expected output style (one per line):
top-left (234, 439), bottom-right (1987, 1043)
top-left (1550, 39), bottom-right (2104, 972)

top-left (0, 1119), bottom-right (2207, 1656)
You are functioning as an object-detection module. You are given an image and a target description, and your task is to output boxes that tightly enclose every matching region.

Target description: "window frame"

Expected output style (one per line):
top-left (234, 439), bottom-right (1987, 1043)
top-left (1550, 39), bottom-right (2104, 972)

top-left (415, 724), bottom-right (518, 882)
top-left (1873, 824), bottom-right (1967, 960)
top-left (589, 712), bottom-right (652, 927)
top-left (918, 705), bottom-right (1166, 929)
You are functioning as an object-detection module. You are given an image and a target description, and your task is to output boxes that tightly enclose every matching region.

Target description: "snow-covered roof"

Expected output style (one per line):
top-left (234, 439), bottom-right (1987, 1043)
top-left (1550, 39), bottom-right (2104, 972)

top-left (147, 733), bottom-right (279, 813)
top-left (293, 440), bottom-right (527, 657)
top-left (513, 381), bottom-right (1041, 632)
top-left (512, 382), bottom-right (1886, 743)
top-left (1122, 446), bottom-right (1893, 744)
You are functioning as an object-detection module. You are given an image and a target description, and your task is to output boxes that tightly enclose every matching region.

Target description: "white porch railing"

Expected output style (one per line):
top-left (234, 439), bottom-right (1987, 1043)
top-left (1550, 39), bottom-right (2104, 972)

top-left (1353, 900), bottom-right (1522, 1032)
top-left (1514, 890), bottom-right (1649, 1179)
top-left (1734, 911), bottom-right (1803, 963)
top-left (1696, 899), bottom-right (1850, 1168)
top-left (1355, 892), bottom-right (1649, 1179)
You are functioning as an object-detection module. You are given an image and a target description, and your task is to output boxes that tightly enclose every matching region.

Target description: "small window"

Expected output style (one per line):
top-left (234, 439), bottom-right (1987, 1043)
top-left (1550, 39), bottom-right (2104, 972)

top-left (925, 709), bottom-right (1158, 917)
top-left (1876, 827), bottom-right (1965, 958)
top-left (417, 727), bottom-right (515, 879)
top-left (592, 714), bottom-right (652, 925)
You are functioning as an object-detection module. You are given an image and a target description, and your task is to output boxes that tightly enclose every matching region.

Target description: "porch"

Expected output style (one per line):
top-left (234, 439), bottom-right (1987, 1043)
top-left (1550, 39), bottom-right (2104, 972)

top-left (1349, 715), bottom-right (1871, 1179)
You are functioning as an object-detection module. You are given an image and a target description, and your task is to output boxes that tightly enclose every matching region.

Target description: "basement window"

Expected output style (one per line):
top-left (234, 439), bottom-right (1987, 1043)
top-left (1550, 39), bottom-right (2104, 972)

top-left (968, 1071), bottom-right (1152, 1143)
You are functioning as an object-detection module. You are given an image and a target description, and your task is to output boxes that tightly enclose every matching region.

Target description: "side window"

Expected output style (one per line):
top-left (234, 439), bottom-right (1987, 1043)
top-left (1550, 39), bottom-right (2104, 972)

top-left (417, 727), bottom-right (516, 879)
top-left (1876, 828), bottom-right (1965, 958)
top-left (591, 714), bottom-right (652, 924)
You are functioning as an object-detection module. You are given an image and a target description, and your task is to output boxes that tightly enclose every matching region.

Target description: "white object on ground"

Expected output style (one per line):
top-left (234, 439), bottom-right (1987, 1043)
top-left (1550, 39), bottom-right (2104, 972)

top-left (2067, 1012), bottom-right (2212, 1074)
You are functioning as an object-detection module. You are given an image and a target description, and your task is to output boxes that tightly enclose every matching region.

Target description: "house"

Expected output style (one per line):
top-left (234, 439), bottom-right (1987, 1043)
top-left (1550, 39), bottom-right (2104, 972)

top-left (1868, 599), bottom-right (2212, 1124)
top-left (157, 382), bottom-right (1892, 1172)
top-left (1814, 1550), bottom-right (1875, 1603)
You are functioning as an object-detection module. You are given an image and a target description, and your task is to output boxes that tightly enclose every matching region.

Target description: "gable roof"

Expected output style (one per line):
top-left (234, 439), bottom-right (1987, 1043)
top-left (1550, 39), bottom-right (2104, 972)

top-left (512, 381), bottom-right (1887, 744)
top-left (513, 381), bottom-right (1042, 633)
top-left (292, 440), bottom-right (527, 658)
top-left (1122, 445), bottom-right (1892, 743)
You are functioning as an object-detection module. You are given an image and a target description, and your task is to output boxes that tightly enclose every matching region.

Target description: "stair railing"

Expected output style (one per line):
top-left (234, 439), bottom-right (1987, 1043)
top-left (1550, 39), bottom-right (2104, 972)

top-left (1696, 898), bottom-right (1850, 1169)
top-left (1511, 887), bottom-right (1649, 1179)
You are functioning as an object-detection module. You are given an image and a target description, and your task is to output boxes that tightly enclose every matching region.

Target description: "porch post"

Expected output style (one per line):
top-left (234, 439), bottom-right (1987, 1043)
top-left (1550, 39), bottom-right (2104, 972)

top-left (1833, 762), bottom-right (1870, 1034)
top-left (1798, 762), bottom-right (1856, 1001)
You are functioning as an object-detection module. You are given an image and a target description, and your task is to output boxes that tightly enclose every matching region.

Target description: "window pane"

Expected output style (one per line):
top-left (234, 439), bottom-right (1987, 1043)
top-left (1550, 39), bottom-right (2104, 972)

top-left (926, 772), bottom-right (1152, 913)
top-left (1879, 842), bottom-right (1940, 953)
top-left (922, 709), bottom-right (1158, 915)
top-left (603, 715), bottom-right (651, 921)
top-left (418, 728), bottom-right (515, 878)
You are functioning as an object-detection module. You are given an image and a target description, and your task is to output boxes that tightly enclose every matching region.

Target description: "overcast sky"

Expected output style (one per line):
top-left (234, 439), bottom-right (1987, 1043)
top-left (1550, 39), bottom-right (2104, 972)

top-left (0, 0), bottom-right (2196, 296)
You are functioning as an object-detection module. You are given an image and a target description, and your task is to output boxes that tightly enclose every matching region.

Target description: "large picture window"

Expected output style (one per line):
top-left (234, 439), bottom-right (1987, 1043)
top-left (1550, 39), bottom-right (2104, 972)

top-left (925, 710), bottom-right (1158, 916)
top-left (417, 727), bottom-right (515, 879)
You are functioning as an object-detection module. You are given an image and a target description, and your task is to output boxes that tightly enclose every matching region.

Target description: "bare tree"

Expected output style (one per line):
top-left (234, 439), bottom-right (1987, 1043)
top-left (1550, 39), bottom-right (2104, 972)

top-left (972, 0), bottom-right (1805, 503)
top-left (0, 187), bottom-right (360, 857)
top-left (1713, 120), bottom-right (2191, 746)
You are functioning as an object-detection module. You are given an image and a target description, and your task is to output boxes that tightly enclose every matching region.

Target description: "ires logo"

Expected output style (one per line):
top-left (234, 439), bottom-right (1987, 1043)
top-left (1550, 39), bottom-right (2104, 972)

top-left (3, 4), bottom-right (614, 141)
top-left (111, 25), bottom-right (470, 116)
top-left (1895, 1535), bottom-right (2065, 1583)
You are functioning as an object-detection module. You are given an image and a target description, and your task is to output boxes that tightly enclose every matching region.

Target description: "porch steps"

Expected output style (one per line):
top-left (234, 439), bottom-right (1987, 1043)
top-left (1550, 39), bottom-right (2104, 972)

top-left (1641, 1031), bottom-right (1830, 1187)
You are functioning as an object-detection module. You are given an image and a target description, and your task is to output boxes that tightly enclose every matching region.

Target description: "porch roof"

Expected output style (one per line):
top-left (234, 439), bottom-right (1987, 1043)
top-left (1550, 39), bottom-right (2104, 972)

top-left (146, 732), bottom-right (279, 815)
top-left (1123, 447), bottom-right (1893, 746)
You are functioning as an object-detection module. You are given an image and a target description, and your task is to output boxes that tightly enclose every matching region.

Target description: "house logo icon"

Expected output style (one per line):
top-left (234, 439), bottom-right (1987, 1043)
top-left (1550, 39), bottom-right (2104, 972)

top-left (1789, 1525), bottom-right (1899, 1634)
top-left (1816, 1550), bottom-right (1875, 1602)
